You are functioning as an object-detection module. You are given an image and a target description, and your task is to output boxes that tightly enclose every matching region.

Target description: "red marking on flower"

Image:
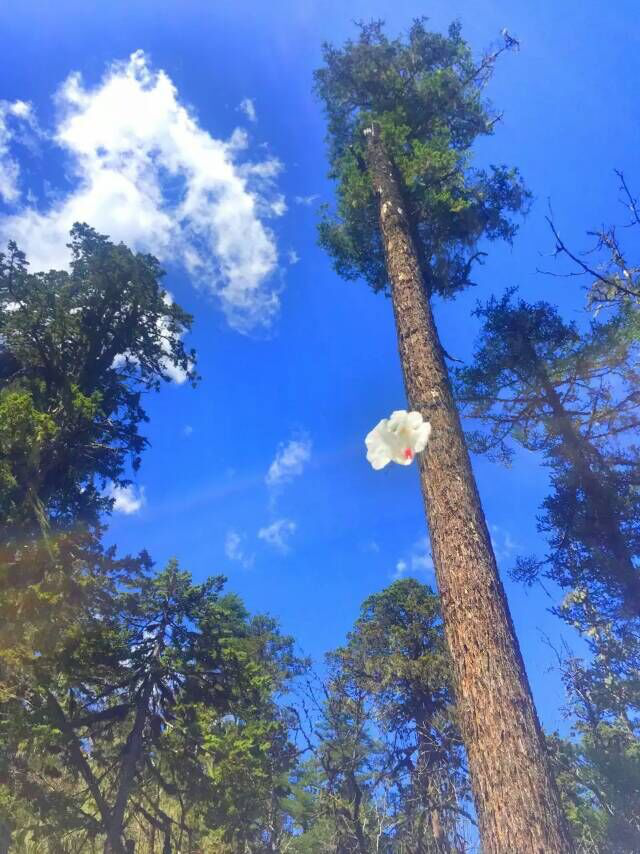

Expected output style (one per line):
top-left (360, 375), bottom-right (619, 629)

top-left (404, 448), bottom-right (413, 460)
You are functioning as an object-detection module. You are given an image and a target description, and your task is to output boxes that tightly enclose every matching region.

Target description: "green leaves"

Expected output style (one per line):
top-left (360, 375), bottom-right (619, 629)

top-left (2, 558), bottom-right (305, 850)
top-left (315, 19), bottom-right (530, 297)
top-left (291, 580), bottom-right (471, 850)
top-left (0, 223), bottom-right (198, 565)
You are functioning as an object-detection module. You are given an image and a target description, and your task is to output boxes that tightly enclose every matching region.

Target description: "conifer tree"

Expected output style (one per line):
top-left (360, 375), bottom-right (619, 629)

top-left (0, 224), bottom-right (197, 697)
top-left (548, 630), bottom-right (640, 852)
top-left (315, 20), bottom-right (572, 851)
top-left (287, 581), bottom-right (467, 852)
top-left (456, 292), bottom-right (640, 621)
top-left (0, 223), bottom-right (196, 589)
top-left (329, 580), bottom-right (471, 852)
top-left (2, 560), bottom-right (303, 853)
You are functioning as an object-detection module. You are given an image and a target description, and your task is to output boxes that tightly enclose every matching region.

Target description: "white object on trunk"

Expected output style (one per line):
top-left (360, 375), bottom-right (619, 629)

top-left (365, 409), bottom-right (432, 470)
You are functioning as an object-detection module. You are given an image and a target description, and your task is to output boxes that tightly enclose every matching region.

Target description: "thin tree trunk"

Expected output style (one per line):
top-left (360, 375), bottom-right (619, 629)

top-left (45, 691), bottom-right (123, 853)
top-left (363, 123), bottom-right (573, 853)
top-left (104, 677), bottom-right (154, 853)
top-left (415, 715), bottom-right (449, 853)
top-left (105, 611), bottom-right (169, 854)
top-left (533, 357), bottom-right (640, 615)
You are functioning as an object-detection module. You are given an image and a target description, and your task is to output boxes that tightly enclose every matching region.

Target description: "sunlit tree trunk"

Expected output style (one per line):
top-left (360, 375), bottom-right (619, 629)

top-left (364, 123), bottom-right (573, 853)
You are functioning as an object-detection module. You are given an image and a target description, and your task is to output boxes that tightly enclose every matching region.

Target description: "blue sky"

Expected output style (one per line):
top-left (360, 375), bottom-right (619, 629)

top-left (1, 0), bottom-right (639, 732)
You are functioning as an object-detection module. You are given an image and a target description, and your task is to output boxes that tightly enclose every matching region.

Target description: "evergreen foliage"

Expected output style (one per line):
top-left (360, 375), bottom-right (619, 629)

top-left (457, 291), bottom-right (640, 849)
top-left (2, 560), bottom-right (304, 852)
top-left (0, 223), bottom-right (196, 588)
top-left (314, 19), bottom-right (529, 297)
top-left (284, 580), bottom-right (472, 852)
top-left (456, 291), bottom-right (640, 620)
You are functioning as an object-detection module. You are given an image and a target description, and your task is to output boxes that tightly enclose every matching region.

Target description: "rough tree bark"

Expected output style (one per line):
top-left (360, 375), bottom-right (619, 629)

top-left (363, 123), bottom-right (574, 853)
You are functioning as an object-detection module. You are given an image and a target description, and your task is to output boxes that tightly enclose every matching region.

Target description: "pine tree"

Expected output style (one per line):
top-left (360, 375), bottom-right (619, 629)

top-left (0, 223), bottom-right (196, 589)
top-left (2, 560), bottom-right (304, 853)
top-left (456, 292), bottom-right (640, 621)
top-left (331, 580), bottom-right (471, 852)
top-left (548, 633), bottom-right (640, 852)
top-left (0, 223), bottom-right (197, 701)
top-left (315, 20), bottom-right (572, 851)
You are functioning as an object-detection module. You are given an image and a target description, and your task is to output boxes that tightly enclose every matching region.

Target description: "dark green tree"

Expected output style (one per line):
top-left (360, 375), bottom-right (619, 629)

top-left (285, 581), bottom-right (473, 852)
top-left (548, 635), bottom-right (640, 853)
top-left (455, 292), bottom-right (640, 620)
top-left (331, 580), bottom-right (470, 852)
top-left (315, 19), bottom-right (571, 851)
top-left (316, 668), bottom-right (380, 853)
top-left (1, 559), bottom-right (304, 854)
top-left (0, 223), bottom-right (196, 588)
top-left (0, 224), bottom-right (197, 708)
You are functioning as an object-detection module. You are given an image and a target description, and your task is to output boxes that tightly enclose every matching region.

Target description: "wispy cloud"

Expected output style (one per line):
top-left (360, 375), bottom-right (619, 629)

top-left (238, 97), bottom-right (257, 123)
top-left (0, 52), bottom-right (285, 334)
top-left (108, 483), bottom-right (146, 515)
top-left (361, 540), bottom-right (380, 554)
top-left (258, 517), bottom-right (297, 553)
top-left (265, 435), bottom-right (312, 492)
top-left (270, 194), bottom-right (287, 216)
top-left (392, 535), bottom-right (435, 580)
top-left (224, 529), bottom-right (254, 568)
top-left (294, 194), bottom-right (318, 206)
top-left (490, 524), bottom-right (519, 562)
top-left (287, 248), bottom-right (300, 265)
top-left (0, 100), bottom-right (38, 203)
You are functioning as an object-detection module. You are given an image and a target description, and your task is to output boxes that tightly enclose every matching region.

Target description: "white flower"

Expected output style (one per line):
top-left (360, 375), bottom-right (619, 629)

top-left (365, 410), bottom-right (432, 470)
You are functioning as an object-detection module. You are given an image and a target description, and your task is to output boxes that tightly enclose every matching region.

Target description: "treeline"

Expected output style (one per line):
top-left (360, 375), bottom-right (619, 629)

top-left (1, 17), bottom-right (639, 854)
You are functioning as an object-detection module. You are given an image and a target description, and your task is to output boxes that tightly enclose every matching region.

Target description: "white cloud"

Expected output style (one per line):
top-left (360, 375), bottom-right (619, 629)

top-left (393, 559), bottom-right (408, 579)
top-left (108, 483), bottom-right (146, 515)
top-left (224, 529), bottom-right (254, 568)
top-left (490, 524), bottom-right (519, 562)
top-left (163, 360), bottom-right (188, 384)
top-left (0, 52), bottom-right (285, 333)
top-left (111, 291), bottom-right (190, 384)
top-left (265, 435), bottom-right (312, 491)
top-left (287, 248), bottom-right (300, 265)
top-left (258, 517), bottom-right (297, 553)
top-left (0, 100), bottom-right (37, 203)
top-left (238, 97), bottom-right (257, 123)
top-left (270, 194), bottom-right (287, 217)
top-left (183, 424), bottom-right (194, 437)
top-left (361, 539), bottom-right (380, 554)
top-left (294, 194), bottom-right (318, 206)
top-left (392, 535), bottom-right (435, 580)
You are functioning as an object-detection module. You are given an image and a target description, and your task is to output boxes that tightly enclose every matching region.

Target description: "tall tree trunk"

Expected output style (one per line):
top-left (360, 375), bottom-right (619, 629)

top-left (363, 123), bottom-right (573, 853)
